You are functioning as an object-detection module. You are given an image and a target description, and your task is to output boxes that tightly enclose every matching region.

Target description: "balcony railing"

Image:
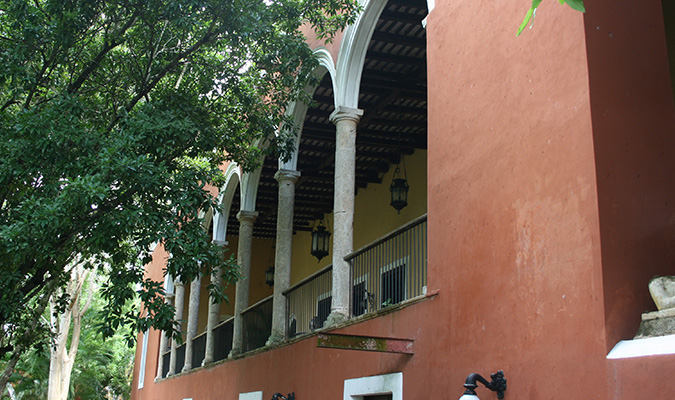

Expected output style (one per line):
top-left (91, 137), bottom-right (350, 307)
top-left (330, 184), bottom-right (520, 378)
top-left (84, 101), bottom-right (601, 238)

top-left (346, 214), bottom-right (427, 317)
top-left (241, 295), bottom-right (273, 353)
top-left (213, 317), bottom-right (234, 362)
top-left (161, 348), bottom-right (170, 378)
top-left (284, 265), bottom-right (333, 339)
top-left (158, 215), bottom-right (426, 376)
top-left (192, 331), bottom-right (206, 368)
top-left (159, 317), bottom-right (234, 378)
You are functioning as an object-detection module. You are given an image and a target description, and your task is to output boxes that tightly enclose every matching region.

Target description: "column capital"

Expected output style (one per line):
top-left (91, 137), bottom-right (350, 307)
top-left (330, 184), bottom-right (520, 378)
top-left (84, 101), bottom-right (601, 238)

top-left (329, 106), bottom-right (363, 125)
top-left (274, 169), bottom-right (301, 184)
top-left (236, 210), bottom-right (259, 224)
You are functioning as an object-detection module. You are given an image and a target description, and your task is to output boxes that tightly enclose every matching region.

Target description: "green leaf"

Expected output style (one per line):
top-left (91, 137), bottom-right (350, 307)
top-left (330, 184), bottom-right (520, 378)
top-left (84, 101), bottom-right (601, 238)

top-left (517, 0), bottom-right (543, 36)
top-left (517, 6), bottom-right (535, 36)
top-left (564, 0), bottom-right (586, 13)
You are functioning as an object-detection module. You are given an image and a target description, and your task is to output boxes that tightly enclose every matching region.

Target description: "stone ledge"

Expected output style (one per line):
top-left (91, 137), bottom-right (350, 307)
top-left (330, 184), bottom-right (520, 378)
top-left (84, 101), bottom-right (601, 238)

top-left (642, 308), bottom-right (675, 321)
top-left (635, 314), bottom-right (675, 339)
top-left (607, 335), bottom-right (675, 359)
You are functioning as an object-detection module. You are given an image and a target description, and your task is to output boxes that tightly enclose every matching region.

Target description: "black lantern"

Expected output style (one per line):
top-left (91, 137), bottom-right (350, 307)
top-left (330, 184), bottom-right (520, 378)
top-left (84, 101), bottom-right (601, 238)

top-left (390, 159), bottom-right (409, 213)
top-left (311, 220), bottom-right (330, 262)
top-left (265, 265), bottom-right (275, 287)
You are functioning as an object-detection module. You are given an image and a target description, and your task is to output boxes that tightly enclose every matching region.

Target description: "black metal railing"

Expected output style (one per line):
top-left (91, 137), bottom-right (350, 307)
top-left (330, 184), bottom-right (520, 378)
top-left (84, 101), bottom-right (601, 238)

top-left (161, 351), bottom-right (170, 378)
top-left (159, 317), bottom-right (235, 378)
top-left (241, 295), bottom-right (273, 353)
top-left (284, 265), bottom-right (333, 339)
top-left (175, 342), bottom-right (186, 373)
top-left (192, 331), bottom-right (206, 368)
top-left (346, 214), bottom-right (427, 317)
top-left (213, 317), bottom-right (234, 362)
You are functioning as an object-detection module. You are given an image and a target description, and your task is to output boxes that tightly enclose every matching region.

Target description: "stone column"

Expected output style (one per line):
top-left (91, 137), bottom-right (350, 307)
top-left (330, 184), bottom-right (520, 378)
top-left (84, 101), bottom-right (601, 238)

top-left (202, 239), bottom-right (227, 365)
top-left (267, 169), bottom-right (301, 345)
top-left (155, 291), bottom-right (174, 380)
top-left (167, 278), bottom-right (185, 376)
top-left (229, 210), bottom-right (259, 357)
top-left (326, 106), bottom-right (362, 326)
top-left (181, 275), bottom-right (201, 372)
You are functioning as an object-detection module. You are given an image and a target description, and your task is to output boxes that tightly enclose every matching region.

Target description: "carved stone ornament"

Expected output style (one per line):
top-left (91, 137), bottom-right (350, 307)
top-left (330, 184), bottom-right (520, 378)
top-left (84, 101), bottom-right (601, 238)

top-left (634, 276), bottom-right (675, 339)
top-left (649, 276), bottom-right (675, 311)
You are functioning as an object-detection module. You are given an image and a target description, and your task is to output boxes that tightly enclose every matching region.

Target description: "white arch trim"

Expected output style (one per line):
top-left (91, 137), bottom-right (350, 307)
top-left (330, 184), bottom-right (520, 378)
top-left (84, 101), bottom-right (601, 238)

top-left (240, 167), bottom-right (262, 213)
top-left (280, 47), bottom-right (336, 171)
top-left (213, 163), bottom-right (242, 244)
top-left (335, 0), bottom-right (388, 109)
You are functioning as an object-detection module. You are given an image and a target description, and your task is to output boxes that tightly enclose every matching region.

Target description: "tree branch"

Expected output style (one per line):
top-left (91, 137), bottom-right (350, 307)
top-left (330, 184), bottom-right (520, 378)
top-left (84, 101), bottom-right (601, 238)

top-left (0, 281), bottom-right (55, 388)
top-left (67, 13), bottom-right (139, 95)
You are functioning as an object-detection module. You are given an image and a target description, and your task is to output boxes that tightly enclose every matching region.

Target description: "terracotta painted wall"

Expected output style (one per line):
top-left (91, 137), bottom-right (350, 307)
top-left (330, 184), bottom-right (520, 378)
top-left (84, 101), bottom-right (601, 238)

top-left (583, 0), bottom-right (675, 350)
top-left (608, 354), bottom-right (675, 398)
top-left (426, 0), bottom-right (609, 399)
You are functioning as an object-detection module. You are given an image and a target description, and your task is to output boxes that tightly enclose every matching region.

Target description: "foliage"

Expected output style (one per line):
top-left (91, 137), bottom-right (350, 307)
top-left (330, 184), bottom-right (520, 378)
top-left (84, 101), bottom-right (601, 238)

top-left (3, 290), bottom-right (135, 400)
top-left (517, 0), bottom-right (585, 36)
top-left (0, 0), bottom-right (359, 387)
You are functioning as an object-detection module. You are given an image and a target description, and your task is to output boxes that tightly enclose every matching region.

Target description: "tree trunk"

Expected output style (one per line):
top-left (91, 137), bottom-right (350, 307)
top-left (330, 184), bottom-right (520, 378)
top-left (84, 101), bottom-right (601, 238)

top-left (0, 284), bottom-right (54, 391)
top-left (47, 264), bottom-right (95, 400)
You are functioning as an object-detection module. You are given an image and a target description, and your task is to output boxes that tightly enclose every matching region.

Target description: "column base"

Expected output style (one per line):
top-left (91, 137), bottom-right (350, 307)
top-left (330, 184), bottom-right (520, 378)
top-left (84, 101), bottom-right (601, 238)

top-left (201, 356), bottom-right (212, 366)
top-left (266, 331), bottom-right (285, 346)
top-left (325, 311), bottom-right (348, 327)
top-left (228, 348), bottom-right (241, 358)
top-left (181, 363), bottom-right (191, 373)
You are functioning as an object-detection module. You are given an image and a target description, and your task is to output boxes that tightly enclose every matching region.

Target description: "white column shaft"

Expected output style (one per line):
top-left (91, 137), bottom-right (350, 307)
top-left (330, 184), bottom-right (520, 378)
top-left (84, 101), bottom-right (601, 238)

top-left (327, 107), bottom-right (362, 325)
top-left (182, 276), bottom-right (201, 371)
top-left (267, 169), bottom-right (300, 344)
top-left (168, 279), bottom-right (185, 376)
top-left (202, 265), bottom-right (222, 365)
top-left (155, 294), bottom-right (174, 380)
top-left (230, 210), bottom-right (258, 357)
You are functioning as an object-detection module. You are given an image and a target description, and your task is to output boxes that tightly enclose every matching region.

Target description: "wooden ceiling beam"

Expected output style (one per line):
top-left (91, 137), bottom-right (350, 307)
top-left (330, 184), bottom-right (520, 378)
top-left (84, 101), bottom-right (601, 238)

top-left (370, 31), bottom-right (425, 48)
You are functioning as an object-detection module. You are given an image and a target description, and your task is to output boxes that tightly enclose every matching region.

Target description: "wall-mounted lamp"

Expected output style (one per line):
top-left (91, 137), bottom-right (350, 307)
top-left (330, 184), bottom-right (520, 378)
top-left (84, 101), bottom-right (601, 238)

top-left (459, 370), bottom-right (506, 400)
top-left (271, 393), bottom-right (295, 400)
top-left (265, 265), bottom-right (275, 287)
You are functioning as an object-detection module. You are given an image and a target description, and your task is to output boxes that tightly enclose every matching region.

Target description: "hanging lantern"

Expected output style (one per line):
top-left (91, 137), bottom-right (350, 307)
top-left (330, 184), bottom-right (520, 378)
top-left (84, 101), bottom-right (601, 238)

top-left (311, 220), bottom-right (331, 262)
top-left (265, 265), bottom-right (275, 287)
top-left (390, 160), bottom-right (409, 213)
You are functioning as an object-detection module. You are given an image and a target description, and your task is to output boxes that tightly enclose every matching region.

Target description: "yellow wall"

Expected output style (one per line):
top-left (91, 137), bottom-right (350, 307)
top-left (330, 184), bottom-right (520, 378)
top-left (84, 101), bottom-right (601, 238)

top-left (353, 149), bottom-right (427, 248)
top-left (247, 236), bottom-right (276, 304)
top-left (289, 214), bottom-right (334, 286)
top-left (288, 149), bottom-right (427, 286)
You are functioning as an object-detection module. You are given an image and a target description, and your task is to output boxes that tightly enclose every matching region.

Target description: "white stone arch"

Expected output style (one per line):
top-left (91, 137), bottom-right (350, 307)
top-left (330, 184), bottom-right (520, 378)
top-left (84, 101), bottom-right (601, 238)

top-left (280, 47), bottom-right (337, 171)
top-left (213, 163), bottom-right (242, 244)
top-left (335, 0), bottom-right (389, 109)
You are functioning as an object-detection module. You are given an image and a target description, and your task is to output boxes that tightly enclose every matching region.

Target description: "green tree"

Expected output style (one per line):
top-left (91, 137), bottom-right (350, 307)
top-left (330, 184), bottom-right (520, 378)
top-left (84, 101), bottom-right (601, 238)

top-left (0, 0), bottom-right (359, 390)
top-left (4, 284), bottom-right (136, 400)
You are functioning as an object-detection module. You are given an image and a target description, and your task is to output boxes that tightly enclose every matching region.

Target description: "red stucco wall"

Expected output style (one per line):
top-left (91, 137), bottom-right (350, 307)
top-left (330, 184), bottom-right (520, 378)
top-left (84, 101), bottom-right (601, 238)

top-left (583, 0), bottom-right (675, 350)
top-left (426, 0), bottom-right (609, 398)
top-left (130, 1), bottom-right (675, 399)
